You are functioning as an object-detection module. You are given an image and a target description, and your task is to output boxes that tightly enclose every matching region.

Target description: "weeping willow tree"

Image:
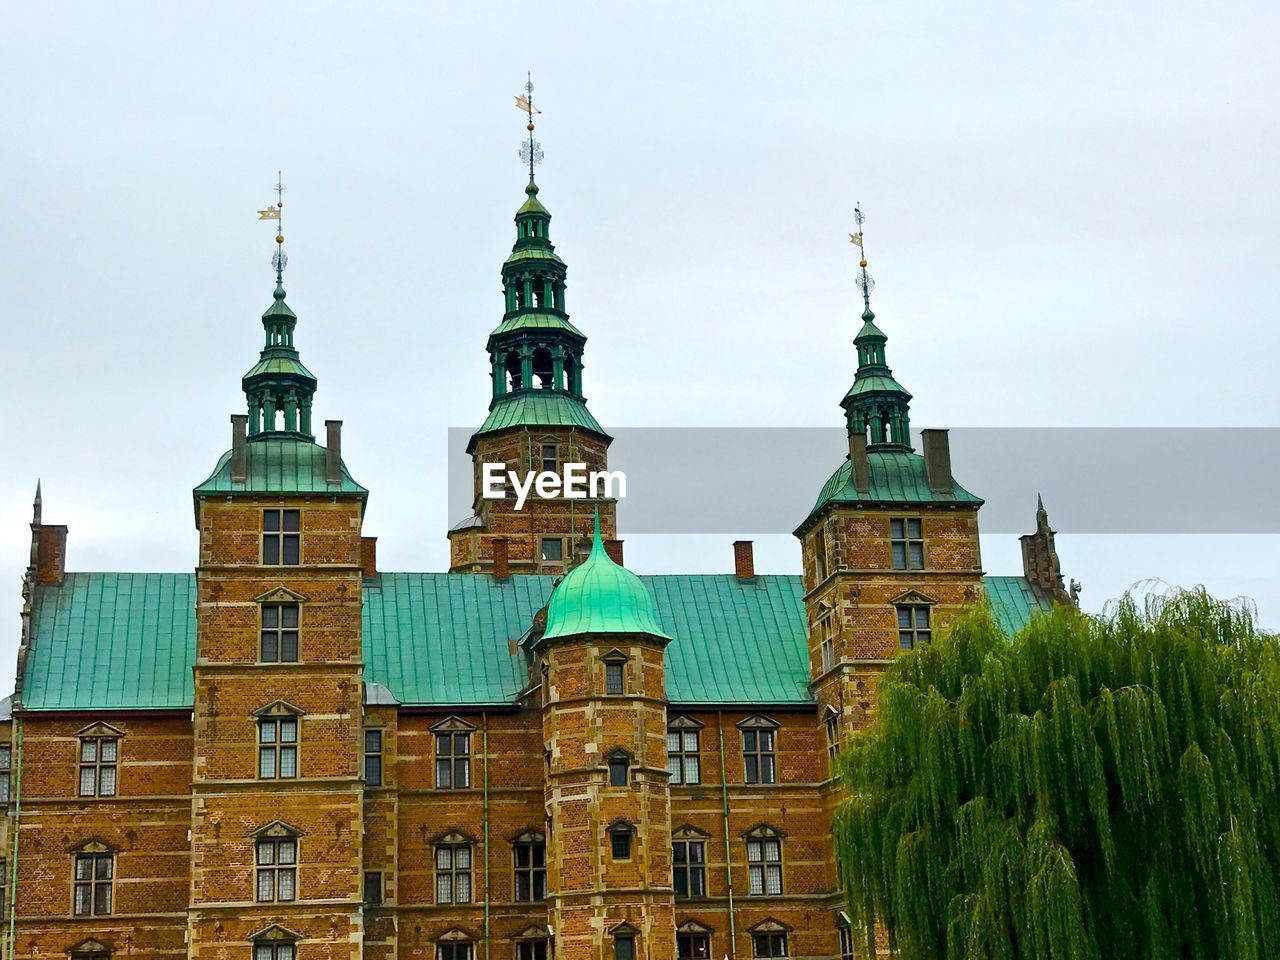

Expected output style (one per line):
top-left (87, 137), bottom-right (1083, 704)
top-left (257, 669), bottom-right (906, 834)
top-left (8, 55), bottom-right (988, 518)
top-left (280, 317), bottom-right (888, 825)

top-left (834, 590), bottom-right (1280, 960)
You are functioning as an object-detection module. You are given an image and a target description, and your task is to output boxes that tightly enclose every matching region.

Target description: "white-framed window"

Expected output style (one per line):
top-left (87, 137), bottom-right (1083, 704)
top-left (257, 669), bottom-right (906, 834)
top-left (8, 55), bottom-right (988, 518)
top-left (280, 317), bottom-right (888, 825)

top-left (667, 716), bottom-right (702, 785)
top-left (435, 836), bottom-right (473, 904)
top-left (745, 826), bottom-right (784, 895)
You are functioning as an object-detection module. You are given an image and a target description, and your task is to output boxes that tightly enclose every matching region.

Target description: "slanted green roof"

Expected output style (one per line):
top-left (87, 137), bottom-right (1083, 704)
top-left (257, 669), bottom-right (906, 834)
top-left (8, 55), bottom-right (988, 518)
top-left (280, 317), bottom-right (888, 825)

top-left (505, 247), bottom-right (565, 267)
top-left (802, 449), bottom-right (983, 528)
top-left (844, 374), bottom-right (912, 399)
top-left (23, 573), bottom-right (196, 710)
top-left (20, 571), bottom-right (1046, 711)
top-left (542, 526), bottom-right (669, 641)
top-left (984, 576), bottom-right (1054, 635)
top-left (472, 392), bottom-right (607, 443)
top-left (194, 438), bottom-right (367, 496)
top-left (490, 312), bottom-right (583, 338)
top-left (242, 356), bottom-right (317, 380)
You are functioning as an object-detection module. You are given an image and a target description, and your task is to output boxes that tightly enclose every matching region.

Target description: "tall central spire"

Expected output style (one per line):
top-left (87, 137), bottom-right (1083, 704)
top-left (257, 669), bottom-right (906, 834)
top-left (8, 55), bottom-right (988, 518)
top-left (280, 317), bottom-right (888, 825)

top-left (243, 173), bottom-right (318, 440)
top-left (842, 203), bottom-right (913, 451)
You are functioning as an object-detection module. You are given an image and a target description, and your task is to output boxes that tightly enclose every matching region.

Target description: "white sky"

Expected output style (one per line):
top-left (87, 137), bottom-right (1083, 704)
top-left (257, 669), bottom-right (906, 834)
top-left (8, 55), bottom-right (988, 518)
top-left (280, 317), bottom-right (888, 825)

top-left (2, 2), bottom-right (1278, 691)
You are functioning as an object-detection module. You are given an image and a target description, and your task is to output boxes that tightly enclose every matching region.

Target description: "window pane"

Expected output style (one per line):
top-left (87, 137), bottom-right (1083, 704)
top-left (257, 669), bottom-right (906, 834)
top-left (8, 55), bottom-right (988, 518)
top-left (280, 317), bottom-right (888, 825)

top-left (455, 873), bottom-right (471, 902)
top-left (262, 606), bottom-right (279, 628)
top-left (260, 720), bottom-right (277, 743)
top-left (263, 538), bottom-right (281, 565)
top-left (256, 945), bottom-right (274, 960)
top-left (262, 633), bottom-right (279, 661)
top-left (674, 869), bottom-right (687, 898)
top-left (747, 840), bottom-right (760, 861)
top-left (263, 511), bottom-right (281, 532)
top-left (908, 543), bottom-right (924, 569)
top-left (667, 732), bottom-right (680, 752)
top-left (907, 518), bottom-right (921, 538)
top-left (436, 847), bottom-right (452, 869)
top-left (81, 740), bottom-right (97, 762)
top-left (79, 767), bottom-right (97, 796)
top-left (278, 840), bottom-right (296, 864)
top-left (94, 883), bottom-right (111, 915)
top-left (749, 865), bottom-right (763, 895)
top-left (767, 864), bottom-right (782, 894)
top-left (99, 766), bottom-right (117, 796)
top-left (74, 884), bottom-right (90, 915)
top-left (366, 730), bottom-right (382, 753)
top-left (436, 733), bottom-right (452, 757)
top-left (684, 732), bottom-right (698, 751)
top-left (745, 756), bottom-right (758, 783)
top-left (668, 755), bottom-right (681, 782)
top-left (283, 510), bottom-right (301, 532)
top-left (282, 605), bottom-right (299, 628)
top-left (891, 542), bottom-right (906, 569)
top-left (615, 938), bottom-right (635, 960)
top-left (691, 865), bottom-right (706, 897)
top-left (279, 946), bottom-right (295, 960)
top-left (918, 607), bottom-right (930, 627)
top-left (455, 759), bottom-right (470, 787)
top-left (609, 760), bottom-right (628, 786)
top-left (765, 840), bottom-right (780, 861)
top-left (365, 756), bottom-right (382, 786)
top-left (365, 871), bottom-right (382, 905)
top-left (75, 857), bottom-right (93, 880)
top-left (515, 873), bottom-right (530, 901)
top-left (685, 757), bottom-right (700, 784)
top-left (436, 874), bottom-right (452, 903)
top-left (760, 731), bottom-right (774, 752)
top-left (281, 632), bottom-right (298, 661)
top-left (279, 746), bottom-right (297, 778)
top-left (283, 535), bottom-right (300, 565)
top-left (257, 870), bottom-right (274, 901)
top-left (743, 731), bottom-right (757, 751)
top-left (279, 720), bottom-right (297, 743)
top-left (277, 869), bottom-right (295, 900)
top-left (455, 846), bottom-right (471, 869)
top-left (890, 519), bottom-right (903, 539)
top-left (436, 760), bottom-right (451, 788)
top-left (100, 740), bottom-right (117, 762)
top-left (259, 748), bottom-right (276, 779)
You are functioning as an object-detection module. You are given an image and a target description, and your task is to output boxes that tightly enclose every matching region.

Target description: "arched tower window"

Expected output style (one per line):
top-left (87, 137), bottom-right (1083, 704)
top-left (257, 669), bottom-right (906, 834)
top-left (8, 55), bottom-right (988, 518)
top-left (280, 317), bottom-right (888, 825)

top-left (505, 352), bottom-right (523, 392)
top-left (532, 348), bottom-right (554, 389)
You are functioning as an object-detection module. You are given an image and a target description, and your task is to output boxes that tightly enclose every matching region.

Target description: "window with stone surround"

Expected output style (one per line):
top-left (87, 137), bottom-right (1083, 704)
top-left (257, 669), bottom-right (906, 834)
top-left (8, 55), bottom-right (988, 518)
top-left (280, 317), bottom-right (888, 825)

top-left (667, 716), bottom-right (702, 785)
top-left (435, 835), bottom-right (473, 904)
top-left (256, 704), bottom-right (301, 779)
top-left (751, 930), bottom-right (788, 958)
top-left (253, 942), bottom-right (295, 960)
top-left (364, 728), bottom-right (384, 786)
top-left (839, 921), bottom-right (856, 960)
top-left (71, 843), bottom-right (114, 916)
top-left (539, 537), bottom-right (564, 563)
top-left (745, 825), bottom-right (784, 895)
top-left (260, 602), bottom-right (300, 662)
top-left (603, 649), bottom-right (628, 695)
top-left (825, 706), bottom-right (842, 767)
top-left (432, 717), bottom-right (475, 789)
top-left (607, 749), bottom-right (630, 787)
top-left (890, 517), bottom-right (924, 570)
top-left (254, 824), bottom-right (298, 902)
top-left (69, 939), bottom-right (110, 960)
top-left (262, 509), bottom-right (301, 566)
top-left (817, 602), bottom-right (836, 673)
top-left (608, 821), bottom-right (635, 861)
top-left (612, 924), bottom-right (639, 960)
top-left (364, 871), bottom-right (383, 905)
top-left (540, 442), bottom-right (559, 473)
top-left (672, 828), bottom-right (708, 899)
top-left (677, 922), bottom-right (712, 959)
top-left (0, 743), bottom-right (11, 802)
top-left (516, 941), bottom-right (548, 960)
top-left (814, 526), bottom-right (829, 582)
top-left (739, 716), bottom-right (779, 784)
top-left (76, 723), bottom-right (122, 797)
top-left (512, 832), bottom-right (546, 901)
top-left (897, 604), bottom-right (932, 650)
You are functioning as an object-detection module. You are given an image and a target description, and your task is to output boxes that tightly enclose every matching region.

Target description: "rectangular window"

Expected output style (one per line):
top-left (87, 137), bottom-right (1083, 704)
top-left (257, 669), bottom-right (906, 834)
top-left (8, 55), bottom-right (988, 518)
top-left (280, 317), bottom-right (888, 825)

top-left (826, 714), bottom-right (842, 766)
top-left (897, 605), bottom-right (932, 650)
top-left (747, 837), bottom-right (783, 895)
top-left (673, 839), bottom-right (707, 899)
top-left (516, 942), bottom-right (548, 960)
top-left (435, 732), bottom-right (471, 789)
top-left (513, 839), bottom-right (546, 901)
top-left (839, 925), bottom-right (855, 960)
top-left (256, 837), bottom-right (297, 902)
top-left (614, 936), bottom-right (635, 960)
top-left (261, 602), bottom-right (300, 662)
top-left (539, 538), bottom-right (564, 563)
top-left (364, 871), bottom-right (383, 905)
top-left (752, 933), bottom-right (788, 958)
top-left (814, 527), bottom-right (828, 582)
top-left (541, 443), bottom-right (558, 473)
top-left (610, 829), bottom-right (632, 861)
top-left (820, 615), bottom-right (836, 673)
top-left (259, 717), bottom-right (298, 779)
top-left (608, 756), bottom-right (629, 787)
top-left (364, 729), bottom-right (383, 786)
top-left (437, 945), bottom-right (473, 960)
top-left (435, 844), bottom-right (472, 904)
top-left (73, 852), bottom-right (113, 915)
top-left (604, 661), bottom-right (624, 695)
top-left (743, 729), bottom-right (777, 784)
top-left (0, 744), bottom-right (11, 803)
top-left (667, 728), bottom-right (701, 785)
top-left (79, 737), bottom-right (118, 797)
top-left (262, 509), bottom-right (301, 566)
top-left (678, 933), bottom-right (711, 960)
top-left (255, 943), bottom-right (295, 960)
top-left (890, 518), bottom-right (924, 570)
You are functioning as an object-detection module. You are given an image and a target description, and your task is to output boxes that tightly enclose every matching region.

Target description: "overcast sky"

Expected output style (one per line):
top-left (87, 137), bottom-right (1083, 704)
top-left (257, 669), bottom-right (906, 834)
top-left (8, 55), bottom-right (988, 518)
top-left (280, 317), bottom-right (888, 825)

top-left (2, 2), bottom-right (1278, 690)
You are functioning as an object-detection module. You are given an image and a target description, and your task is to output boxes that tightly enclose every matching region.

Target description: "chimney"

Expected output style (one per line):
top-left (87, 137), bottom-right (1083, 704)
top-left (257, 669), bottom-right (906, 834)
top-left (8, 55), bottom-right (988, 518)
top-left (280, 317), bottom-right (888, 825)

top-left (325, 420), bottom-right (342, 484)
top-left (733, 540), bottom-right (755, 580)
top-left (922, 429), bottom-right (953, 494)
top-left (848, 433), bottom-right (871, 495)
top-left (492, 538), bottom-right (510, 581)
top-left (604, 539), bottom-right (625, 566)
top-left (230, 415), bottom-right (248, 483)
top-left (360, 537), bottom-right (378, 578)
top-left (36, 524), bottom-right (68, 585)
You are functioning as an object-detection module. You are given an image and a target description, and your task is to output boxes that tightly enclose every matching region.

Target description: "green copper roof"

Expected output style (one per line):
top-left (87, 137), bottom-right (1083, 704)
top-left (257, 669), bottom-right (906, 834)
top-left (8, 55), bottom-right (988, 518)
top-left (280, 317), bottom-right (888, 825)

top-left (194, 438), bottom-right (367, 496)
top-left (504, 246), bottom-right (564, 266)
top-left (473, 392), bottom-right (607, 440)
top-left (854, 316), bottom-right (887, 342)
top-left (542, 524), bottom-right (670, 641)
top-left (242, 356), bottom-right (318, 379)
top-left (20, 571), bottom-right (1047, 710)
top-left (517, 183), bottom-right (549, 216)
top-left (23, 573), bottom-right (196, 710)
top-left (984, 576), bottom-right (1055, 634)
top-left (844, 374), bottom-right (912, 399)
top-left (803, 449), bottom-right (983, 525)
top-left (490, 312), bottom-right (583, 338)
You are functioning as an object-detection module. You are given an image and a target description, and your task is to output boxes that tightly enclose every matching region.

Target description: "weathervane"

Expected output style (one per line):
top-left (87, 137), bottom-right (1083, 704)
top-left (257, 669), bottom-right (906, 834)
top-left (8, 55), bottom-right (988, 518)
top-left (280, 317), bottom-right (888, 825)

top-left (515, 73), bottom-right (544, 182)
top-left (257, 171), bottom-right (287, 282)
top-left (850, 202), bottom-right (874, 312)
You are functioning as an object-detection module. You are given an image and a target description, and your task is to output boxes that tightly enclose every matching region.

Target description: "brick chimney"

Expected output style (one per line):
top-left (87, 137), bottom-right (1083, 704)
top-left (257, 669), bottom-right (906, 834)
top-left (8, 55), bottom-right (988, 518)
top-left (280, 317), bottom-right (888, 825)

top-left (604, 539), bottom-right (624, 566)
top-left (360, 537), bottom-right (378, 578)
top-left (848, 432), bottom-right (871, 495)
top-left (325, 420), bottom-right (342, 484)
top-left (492, 538), bottom-right (510, 581)
top-left (36, 524), bottom-right (68, 585)
top-left (922, 429), bottom-right (953, 494)
top-left (733, 540), bottom-right (755, 580)
top-left (230, 414), bottom-right (248, 483)
top-left (1020, 495), bottom-right (1073, 605)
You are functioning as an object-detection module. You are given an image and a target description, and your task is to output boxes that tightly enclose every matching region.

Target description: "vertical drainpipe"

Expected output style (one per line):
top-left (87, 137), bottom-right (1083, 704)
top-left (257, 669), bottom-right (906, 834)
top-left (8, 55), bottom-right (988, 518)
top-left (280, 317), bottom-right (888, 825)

top-left (7, 721), bottom-right (23, 960)
top-left (483, 712), bottom-right (491, 960)
top-left (718, 711), bottom-right (736, 959)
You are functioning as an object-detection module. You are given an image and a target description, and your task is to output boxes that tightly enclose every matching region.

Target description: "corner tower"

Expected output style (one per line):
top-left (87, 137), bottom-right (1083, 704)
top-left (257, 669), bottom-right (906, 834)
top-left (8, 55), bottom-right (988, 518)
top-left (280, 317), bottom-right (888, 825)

top-left (795, 207), bottom-right (985, 755)
top-left (450, 81), bottom-right (615, 574)
top-left (190, 204), bottom-right (370, 960)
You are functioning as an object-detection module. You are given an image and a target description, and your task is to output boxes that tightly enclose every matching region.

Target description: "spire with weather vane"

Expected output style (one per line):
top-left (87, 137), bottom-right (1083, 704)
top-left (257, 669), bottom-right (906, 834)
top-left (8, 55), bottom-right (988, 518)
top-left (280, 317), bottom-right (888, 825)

top-left (841, 203), bottom-right (914, 451)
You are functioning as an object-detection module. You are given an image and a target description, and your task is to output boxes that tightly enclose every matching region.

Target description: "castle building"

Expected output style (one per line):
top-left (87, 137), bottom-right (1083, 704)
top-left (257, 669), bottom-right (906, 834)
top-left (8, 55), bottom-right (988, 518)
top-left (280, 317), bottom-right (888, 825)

top-left (0, 162), bottom-right (1071, 960)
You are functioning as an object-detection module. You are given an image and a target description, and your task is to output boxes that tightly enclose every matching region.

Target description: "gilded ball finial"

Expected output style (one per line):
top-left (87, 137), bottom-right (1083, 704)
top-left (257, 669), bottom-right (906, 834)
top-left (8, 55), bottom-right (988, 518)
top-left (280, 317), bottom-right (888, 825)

top-left (859, 259), bottom-right (868, 268)
top-left (276, 234), bottom-right (284, 244)
top-left (527, 122), bottom-right (535, 131)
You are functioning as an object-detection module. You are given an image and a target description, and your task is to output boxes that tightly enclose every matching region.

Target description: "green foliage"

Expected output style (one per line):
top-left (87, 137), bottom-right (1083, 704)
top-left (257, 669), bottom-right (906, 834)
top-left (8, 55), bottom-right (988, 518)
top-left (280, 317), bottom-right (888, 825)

top-left (834, 590), bottom-right (1280, 960)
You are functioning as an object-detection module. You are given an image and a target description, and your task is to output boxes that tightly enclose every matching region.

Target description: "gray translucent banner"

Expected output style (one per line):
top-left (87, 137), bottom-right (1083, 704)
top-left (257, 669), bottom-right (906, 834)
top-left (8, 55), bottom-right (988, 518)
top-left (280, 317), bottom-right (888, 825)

top-left (447, 428), bottom-right (1280, 535)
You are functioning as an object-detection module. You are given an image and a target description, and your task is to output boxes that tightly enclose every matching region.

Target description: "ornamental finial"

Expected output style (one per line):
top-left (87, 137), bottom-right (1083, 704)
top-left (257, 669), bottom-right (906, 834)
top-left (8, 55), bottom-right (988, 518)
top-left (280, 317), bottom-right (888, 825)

top-left (515, 72), bottom-right (544, 184)
top-left (850, 202), bottom-right (874, 316)
top-left (258, 171), bottom-right (288, 287)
